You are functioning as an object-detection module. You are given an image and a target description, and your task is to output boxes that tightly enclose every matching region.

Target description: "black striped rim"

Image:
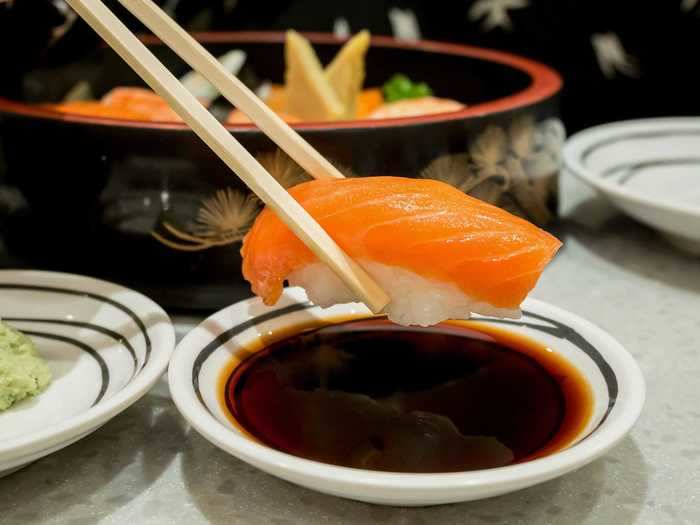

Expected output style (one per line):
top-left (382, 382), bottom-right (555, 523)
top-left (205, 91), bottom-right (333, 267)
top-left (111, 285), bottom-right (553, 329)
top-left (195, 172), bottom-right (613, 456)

top-left (191, 302), bottom-right (312, 411)
top-left (580, 129), bottom-right (700, 163)
top-left (190, 304), bottom-right (619, 442)
top-left (21, 330), bottom-right (109, 406)
top-left (0, 283), bottom-right (151, 370)
top-left (597, 157), bottom-right (700, 185)
top-left (483, 312), bottom-right (617, 435)
top-left (3, 317), bottom-right (139, 379)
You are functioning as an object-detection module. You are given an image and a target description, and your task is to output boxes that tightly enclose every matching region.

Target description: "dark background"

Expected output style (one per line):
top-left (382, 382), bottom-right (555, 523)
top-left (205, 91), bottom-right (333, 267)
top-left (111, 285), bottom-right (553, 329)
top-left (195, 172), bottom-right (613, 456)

top-left (0, 0), bottom-right (698, 133)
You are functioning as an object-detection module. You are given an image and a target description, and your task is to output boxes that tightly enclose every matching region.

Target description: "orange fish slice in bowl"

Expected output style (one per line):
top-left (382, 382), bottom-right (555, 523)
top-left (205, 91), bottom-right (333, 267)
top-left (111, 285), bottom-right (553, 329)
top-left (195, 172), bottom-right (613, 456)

top-left (46, 100), bottom-right (147, 120)
top-left (47, 87), bottom-right (191, 122)
top-left (241, 176), bottom-right (561, 326)
top-left (264, 84), bottom-right (287, 113)
top-left (356, 88), bottom-right (384, 118)
top-left (368, 97), bottom-right (465, 119)
top-left (225, 108), bottom-right (301, 124)
top-left (101, 87), bottom-right (184, 122)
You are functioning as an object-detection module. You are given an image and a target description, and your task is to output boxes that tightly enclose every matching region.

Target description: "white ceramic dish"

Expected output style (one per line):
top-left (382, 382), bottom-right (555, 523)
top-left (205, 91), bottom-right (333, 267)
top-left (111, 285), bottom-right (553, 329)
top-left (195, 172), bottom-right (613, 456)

top-left (563, 117), bottom-right (700, 255)
top-left (169, 288), bottom-right (645, 506)
top-left (0, 270), bottom-right (175, 477)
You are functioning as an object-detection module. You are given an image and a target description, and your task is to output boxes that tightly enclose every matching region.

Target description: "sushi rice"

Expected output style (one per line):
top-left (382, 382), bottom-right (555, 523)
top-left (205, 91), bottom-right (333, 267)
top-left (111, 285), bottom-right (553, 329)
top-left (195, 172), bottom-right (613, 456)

top-left (289, 261), bottom-right (521, 326)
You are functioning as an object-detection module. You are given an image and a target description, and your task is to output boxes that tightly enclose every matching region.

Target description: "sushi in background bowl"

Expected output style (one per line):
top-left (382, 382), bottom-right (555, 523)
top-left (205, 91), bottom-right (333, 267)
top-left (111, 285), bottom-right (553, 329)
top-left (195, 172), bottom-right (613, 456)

top-left (0, 32), bottom-right (563, 310)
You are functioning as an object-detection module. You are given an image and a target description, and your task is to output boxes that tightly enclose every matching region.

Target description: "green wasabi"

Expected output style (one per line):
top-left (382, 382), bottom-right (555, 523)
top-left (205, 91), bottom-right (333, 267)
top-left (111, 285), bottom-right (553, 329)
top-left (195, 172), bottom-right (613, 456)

top-left (0, 321), bottom-right (52, 411)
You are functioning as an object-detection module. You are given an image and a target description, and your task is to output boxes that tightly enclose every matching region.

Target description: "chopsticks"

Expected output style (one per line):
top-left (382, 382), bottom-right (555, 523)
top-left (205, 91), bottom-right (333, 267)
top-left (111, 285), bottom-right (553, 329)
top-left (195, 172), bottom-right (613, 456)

top-left (64, 0), bottom-right (390, 313)
top-left (117, 0), bottom-right (346, 182)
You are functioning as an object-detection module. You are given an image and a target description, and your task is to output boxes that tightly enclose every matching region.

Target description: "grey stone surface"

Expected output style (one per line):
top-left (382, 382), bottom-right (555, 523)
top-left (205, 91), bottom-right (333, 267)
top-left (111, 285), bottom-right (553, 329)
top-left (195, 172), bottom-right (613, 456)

top-left (1, 179), bottom-right (699, 524)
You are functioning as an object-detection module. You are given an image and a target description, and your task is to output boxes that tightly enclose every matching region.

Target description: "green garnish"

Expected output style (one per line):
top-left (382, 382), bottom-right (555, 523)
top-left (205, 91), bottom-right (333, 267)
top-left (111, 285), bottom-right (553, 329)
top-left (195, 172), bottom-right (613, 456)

top-left (382, 74), bottom-right (433, 103)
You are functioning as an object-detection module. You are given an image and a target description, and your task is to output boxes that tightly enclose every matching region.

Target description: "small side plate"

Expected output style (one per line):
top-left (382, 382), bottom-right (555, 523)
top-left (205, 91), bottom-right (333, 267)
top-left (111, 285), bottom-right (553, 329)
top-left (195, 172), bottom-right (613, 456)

top-left (563, 117), bottom-right (700, 255)
top-left (0, 270), bottom-right (175, 476)
top-left (169, 288), bottom-right (645, 506)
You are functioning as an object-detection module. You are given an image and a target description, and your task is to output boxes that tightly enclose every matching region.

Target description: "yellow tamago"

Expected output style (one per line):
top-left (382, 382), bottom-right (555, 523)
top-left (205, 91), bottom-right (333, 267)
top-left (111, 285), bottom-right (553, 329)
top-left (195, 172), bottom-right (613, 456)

top-left (325, 30), bottom-right (370, 118)
top-left (284, 30), bottom-right (371, 120)
top-left (284, 30), bottom-right (345, 121)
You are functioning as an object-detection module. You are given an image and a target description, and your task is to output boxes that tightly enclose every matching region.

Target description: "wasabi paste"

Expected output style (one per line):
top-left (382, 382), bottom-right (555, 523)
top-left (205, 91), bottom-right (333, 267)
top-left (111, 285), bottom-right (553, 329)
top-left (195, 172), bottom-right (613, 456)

top-left (0, 321), bottom-right (51, 411)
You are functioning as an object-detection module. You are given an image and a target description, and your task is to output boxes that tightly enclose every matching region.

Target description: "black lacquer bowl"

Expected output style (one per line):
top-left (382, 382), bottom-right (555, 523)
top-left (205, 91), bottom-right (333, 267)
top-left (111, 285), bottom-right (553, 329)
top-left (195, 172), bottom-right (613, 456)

top-left (0, 32), bottom-right (562, 310)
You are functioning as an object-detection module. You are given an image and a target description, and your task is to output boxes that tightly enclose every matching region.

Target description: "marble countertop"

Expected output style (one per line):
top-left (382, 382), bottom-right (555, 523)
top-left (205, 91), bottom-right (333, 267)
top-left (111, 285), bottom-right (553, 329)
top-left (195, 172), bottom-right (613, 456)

top-left (1, 176), bottom-right (699, 524)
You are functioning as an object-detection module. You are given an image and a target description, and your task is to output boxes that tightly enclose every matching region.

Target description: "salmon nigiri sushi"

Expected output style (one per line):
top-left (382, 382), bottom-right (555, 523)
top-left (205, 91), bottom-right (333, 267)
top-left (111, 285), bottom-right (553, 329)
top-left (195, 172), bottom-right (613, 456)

top-left (241, 176), bottom-right (561, 326)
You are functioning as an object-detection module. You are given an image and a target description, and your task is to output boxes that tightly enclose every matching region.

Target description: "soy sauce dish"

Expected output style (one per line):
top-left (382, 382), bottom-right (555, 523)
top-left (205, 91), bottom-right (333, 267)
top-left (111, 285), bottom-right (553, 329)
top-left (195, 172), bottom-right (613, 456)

top-left (169, 288), bottom-right (644, 506)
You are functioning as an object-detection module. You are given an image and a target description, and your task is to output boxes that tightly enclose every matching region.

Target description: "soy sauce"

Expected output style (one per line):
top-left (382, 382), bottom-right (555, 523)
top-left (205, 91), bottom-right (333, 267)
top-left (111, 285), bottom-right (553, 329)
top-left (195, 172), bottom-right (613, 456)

top-left (221, 319), bottom-right (592, 473)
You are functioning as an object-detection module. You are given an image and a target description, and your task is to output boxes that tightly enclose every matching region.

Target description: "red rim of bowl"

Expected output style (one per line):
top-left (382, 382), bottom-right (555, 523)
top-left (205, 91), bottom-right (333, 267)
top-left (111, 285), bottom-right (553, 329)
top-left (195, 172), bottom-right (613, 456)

top-left (0, 31), bottom-right (562, 132)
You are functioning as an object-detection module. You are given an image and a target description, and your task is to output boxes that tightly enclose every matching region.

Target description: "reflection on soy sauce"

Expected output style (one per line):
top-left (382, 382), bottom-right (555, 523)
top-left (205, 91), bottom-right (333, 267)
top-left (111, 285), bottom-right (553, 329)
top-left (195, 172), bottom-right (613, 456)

top-left (222, 319), bottom-right (592, 473)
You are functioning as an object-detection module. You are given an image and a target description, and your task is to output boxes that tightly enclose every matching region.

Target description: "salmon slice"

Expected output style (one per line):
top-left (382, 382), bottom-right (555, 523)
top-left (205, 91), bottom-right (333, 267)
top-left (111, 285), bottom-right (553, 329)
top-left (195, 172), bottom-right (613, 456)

top-left (225, 108), bottom-right (302, 124)
top-left (101, 87), bottom-right (183, 122)
top-left (356, 88), bottom-right (384, 118)
top-left (241, 176), bottom-right (561, 310)
top-left (265, 84), bottom-right (287, 113)
top-left (47, 100), bottom-right (147, 120)
top-left (368, 97), bottom-right (464, 119)
top-left (49, 87), bottom-right (184, 122)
